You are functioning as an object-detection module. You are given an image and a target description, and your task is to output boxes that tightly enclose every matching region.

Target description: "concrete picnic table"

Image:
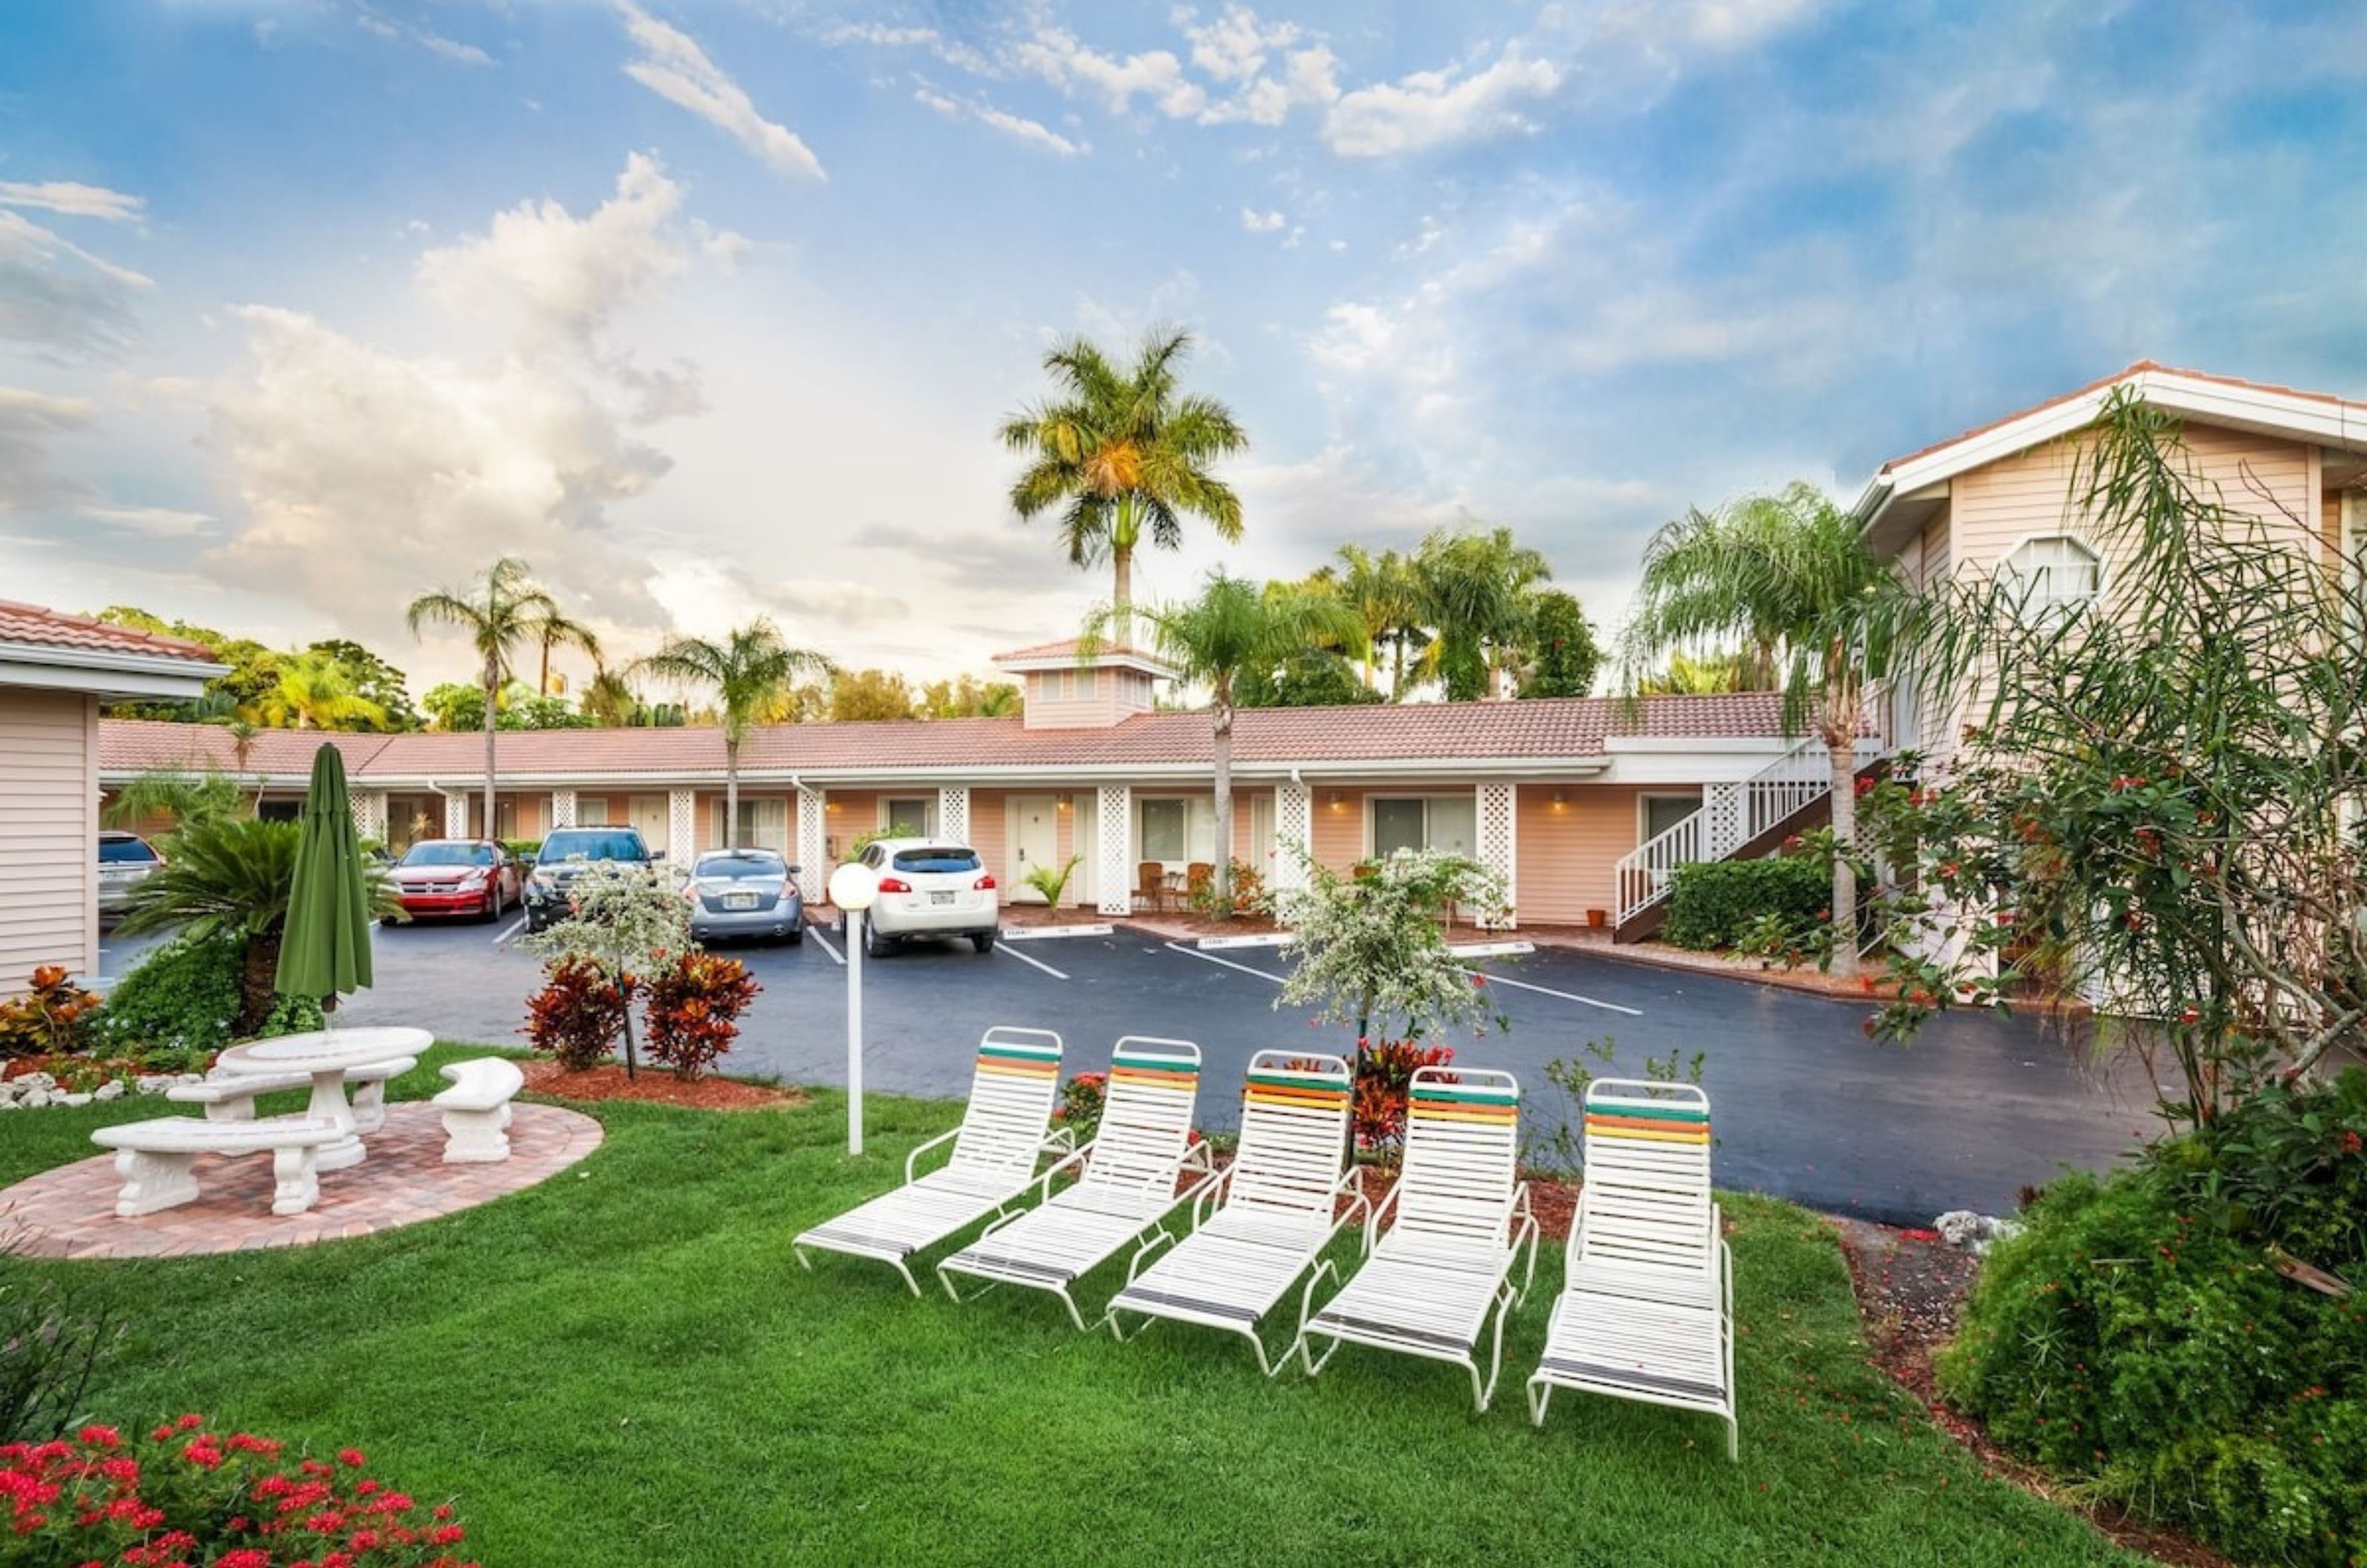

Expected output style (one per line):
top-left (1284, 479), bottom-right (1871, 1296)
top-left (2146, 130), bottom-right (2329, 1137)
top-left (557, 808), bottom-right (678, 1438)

top-left (215, 1027), bottom-right (433, 1172)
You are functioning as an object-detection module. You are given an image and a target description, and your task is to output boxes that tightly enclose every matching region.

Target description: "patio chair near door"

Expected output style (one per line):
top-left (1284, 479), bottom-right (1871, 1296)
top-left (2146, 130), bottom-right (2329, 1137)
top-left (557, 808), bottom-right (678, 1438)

top-left (1134, 862), bottom-right (1169, 914)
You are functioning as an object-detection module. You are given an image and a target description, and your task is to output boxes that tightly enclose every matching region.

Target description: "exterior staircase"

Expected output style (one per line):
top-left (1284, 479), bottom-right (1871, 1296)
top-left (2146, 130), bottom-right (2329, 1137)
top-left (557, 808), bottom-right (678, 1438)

top-left (1611, 735), bottom-right (1884, 944)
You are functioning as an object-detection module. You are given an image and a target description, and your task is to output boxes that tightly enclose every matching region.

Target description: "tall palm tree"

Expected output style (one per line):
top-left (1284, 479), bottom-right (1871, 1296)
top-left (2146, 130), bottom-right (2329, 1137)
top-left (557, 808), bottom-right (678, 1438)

top-left (257, 653), bottom-right (388, 731)
top-left (1093, 572), bottom-right (1360, 916)
top-left (1414, 526), bottom-right (1551, 700)
top-left (1000, 326), bottom-right (1249, 639)
top-left (1621, 481), bottom-right (1911, 979)
top-left (633, 620), bottom-right (828, 846)
top-left (406, 556), bottom-right (561, 841)
top-left (534, 609), bottom-right (604, 696)
top-left (1330, 544), bottom-right (1425, 697)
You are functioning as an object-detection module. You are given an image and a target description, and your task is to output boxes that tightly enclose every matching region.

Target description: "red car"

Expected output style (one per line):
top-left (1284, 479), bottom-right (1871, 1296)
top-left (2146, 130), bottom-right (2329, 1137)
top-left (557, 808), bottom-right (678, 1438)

top-left (390, 839), bottom-right (522, 922)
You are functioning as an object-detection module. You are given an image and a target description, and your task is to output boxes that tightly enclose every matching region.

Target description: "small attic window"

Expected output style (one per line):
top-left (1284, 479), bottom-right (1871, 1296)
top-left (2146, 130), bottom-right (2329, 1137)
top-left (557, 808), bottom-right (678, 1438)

top-left (2002, 535), bottom-right (2101, 611)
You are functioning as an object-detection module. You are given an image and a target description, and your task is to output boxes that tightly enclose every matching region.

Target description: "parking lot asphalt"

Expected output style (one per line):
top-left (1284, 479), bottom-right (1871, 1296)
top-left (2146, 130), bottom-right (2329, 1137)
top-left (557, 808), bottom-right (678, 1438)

top-left (98, 919), bottom-right (2162, 1225)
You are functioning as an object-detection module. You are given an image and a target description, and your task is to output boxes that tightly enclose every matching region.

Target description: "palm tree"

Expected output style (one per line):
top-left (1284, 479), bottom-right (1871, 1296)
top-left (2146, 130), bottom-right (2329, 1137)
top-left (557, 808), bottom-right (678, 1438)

top-left (580, 663), bottom-right (641, 727)
top-left (1329, 544), bottom-right (1425, 697)
top-left (1635, 649), bottom-right (1757, 695)
top-left (1000, 326), bottom-right (1249, 639)
top-left (1093, 571), bottom-right (1360, 916)
top-left (633, 621), bottom-right (828, 846)
top-left (1414, 526), bottom-right (1551, 700)
top-left (406, 556), bottom-right (561, 841)
top-left (257, 653), bottom-right (388, 731)
top-left (534, 609), bottom-right (603, 696)
top-left (1621, 481), bottom-right (1911, 979)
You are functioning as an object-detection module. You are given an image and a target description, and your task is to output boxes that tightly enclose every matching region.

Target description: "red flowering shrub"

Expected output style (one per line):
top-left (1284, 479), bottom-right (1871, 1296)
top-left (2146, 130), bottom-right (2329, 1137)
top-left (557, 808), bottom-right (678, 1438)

top-left (640, 951), bottom-right (760, 1081)
top-left (0, 964), bottom-right (103, 1060)
top-left (520, 956), bottom-right (630, 1072)
top-left (2, 1416), bottom-right (475, 1566)
top-left (1054, 1072), bottom-right (1107, 1142)
top-left (1349, 1040), bottom-right (1455, 1156)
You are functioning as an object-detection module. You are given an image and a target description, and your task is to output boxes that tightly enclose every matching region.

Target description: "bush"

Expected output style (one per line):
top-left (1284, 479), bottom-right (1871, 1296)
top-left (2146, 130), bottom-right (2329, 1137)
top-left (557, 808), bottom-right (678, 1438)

top-left (1, 1417), bottom-right (476, 1564)
top-left (1188, 858), bottom-right (1267, 919)
top-left (2146, 1067), bottom-right (2367, 1274)
top-left (1939, 1134), bottom-right (2366, 1565)
top-left (1056, 1072), bottom-right (1107, 1143)
top-left (1660, 854), bottom-right (1829, 950)
top-left (1346, 1040), bottom-right (1454, 1158)
top-left (0, 966), bottom-right (102, 1059)
top-left (90, 931), bottom-right (323, 1059)
top-left (641, 951), bottom-right (759, 1081)
top-left (521, 956), bottom-right (629, 1072)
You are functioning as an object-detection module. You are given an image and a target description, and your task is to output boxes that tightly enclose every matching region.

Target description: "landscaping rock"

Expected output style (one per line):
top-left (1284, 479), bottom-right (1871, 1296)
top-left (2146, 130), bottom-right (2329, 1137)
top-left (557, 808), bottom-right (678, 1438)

top-left (58, 1092), bottom-right (93, 1107)
top-left (18, 1072), bottom-right (57, 1093)
top-left (1934, 1209), bottom-right (2023, 1253)
top-left (134, 1076), bottom-right (169, 1095)
top-left (22, 1089), bottom-right (51, 1109)
top-left (94, 1080), bottom-right (125, 1101)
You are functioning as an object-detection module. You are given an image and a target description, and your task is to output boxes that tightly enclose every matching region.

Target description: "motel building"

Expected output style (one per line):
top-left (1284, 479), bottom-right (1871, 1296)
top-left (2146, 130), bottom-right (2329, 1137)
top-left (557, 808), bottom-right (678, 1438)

top-left (99, 636), bottom-right (1854, 938)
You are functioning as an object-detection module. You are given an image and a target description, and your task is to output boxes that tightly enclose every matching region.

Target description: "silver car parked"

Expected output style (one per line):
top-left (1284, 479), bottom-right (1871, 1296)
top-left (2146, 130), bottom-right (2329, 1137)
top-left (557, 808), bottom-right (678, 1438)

top-left (685, 848), bottom-right (805, 945)
top-left (97, 831), bottom-right (164, 919)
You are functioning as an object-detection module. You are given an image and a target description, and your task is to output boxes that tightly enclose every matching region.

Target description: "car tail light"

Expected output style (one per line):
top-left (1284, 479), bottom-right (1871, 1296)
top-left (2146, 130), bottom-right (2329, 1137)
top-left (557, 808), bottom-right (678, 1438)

top-left (877, 876), bottom-right (913, 893)
top-left (973, 874), bottom-right (996, 891)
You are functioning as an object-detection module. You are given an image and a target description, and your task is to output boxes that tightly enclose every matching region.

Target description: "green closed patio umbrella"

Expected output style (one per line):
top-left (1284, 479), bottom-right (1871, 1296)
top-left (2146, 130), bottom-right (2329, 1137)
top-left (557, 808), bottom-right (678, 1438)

top-left (275, 742), bottom-right (374, 1013)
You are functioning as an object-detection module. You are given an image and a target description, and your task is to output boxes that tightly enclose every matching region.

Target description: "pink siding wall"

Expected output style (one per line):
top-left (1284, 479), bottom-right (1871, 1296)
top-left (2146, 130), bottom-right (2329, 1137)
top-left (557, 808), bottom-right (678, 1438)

top-left (0, 691), bottom-right (99, 996)
top-left (1515, 786), bottom-right (1646, 927)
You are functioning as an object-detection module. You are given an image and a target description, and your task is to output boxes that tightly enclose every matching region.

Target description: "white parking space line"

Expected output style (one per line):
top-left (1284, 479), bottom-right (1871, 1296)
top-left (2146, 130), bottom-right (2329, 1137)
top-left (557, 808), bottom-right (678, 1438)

top-left (1468, 967), bottom-right (1641, 1016)
top-left (808, 928), bottom-right (845, 967)
top-left (1166, 941), bottom-right (1286, 985)
top-left (493, 916), bottom-right (527, 946)
top-left (993, 942), bottom-right (1070, 981)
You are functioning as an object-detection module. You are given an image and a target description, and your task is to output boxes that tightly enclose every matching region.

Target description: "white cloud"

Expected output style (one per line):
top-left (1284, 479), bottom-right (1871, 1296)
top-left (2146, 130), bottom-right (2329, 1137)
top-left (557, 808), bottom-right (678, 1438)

top-left (1322, 47), bottom-right (1562, 156)
top-left (0, 181), bottom-right (144, 223)
top-left (820, 21), bottom-right (993, 75)
top-left (80, 504), bottom-right (214, 536)
top-left (1179, 4), bottom-right (1300, 82)
top-left (0, 387), bottom-right (96, 510)
top-left (617, 2), bottom-right (825, 180)
top-left (914, 87), bottom-right (1090, 157)
top-left (420, 32), bottom-right (495, 67)
top-left (1239, 206), bottom-right (1285, 233)
top-left (354, 4), bottom-right (496, 66)
top-left (0, 209), bottom-right (153, 358)
top-left (1010, 27), bottom-right (1208, 120)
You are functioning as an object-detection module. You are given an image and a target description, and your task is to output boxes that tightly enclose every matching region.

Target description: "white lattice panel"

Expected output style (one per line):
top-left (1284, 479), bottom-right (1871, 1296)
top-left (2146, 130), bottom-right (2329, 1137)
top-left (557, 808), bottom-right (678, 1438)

top-left (1476, 783), bottom-right (1517, 929)
top-left (937, 786), bottom-right (970, 845)
top-left (797, 790), bottom-right (826, 903)
top-left (1702, 783), bottom-right (1744, 859)
top-left (668, 788), bottom-right (698, 858)
top-left (1095, 785), bottom-right (1132, 916)
top-left (549, 788), bottom-right (576, 831)
top-left (444, 793), bottom-right (471, 838)
top-left (1272, 780), bottom-right (1312, 891)
top-left (351, 790), bottom-right (387, 843)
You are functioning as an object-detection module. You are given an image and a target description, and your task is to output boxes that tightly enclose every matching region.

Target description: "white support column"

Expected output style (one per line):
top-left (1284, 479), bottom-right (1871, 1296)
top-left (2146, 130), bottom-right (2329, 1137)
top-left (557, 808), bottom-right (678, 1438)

top-left (667, 788), bottom-right (698, 859)
top-left (796, 789), bottom-right (826, 903)
top-left (1476, 783), bottom-right (1518, 930)
top-left (443, 792), bottom-right (470, 838)
top-left (1095, 784), bottom-right (1132, 916)
top-left (351, 789), bottom-right (388, 845)
top-left (936, 785), bottom-right (970, 845)
top-left (1272, 778), bottom-right (1312, 892)
top-left (548, 788), bottom-right (577, 831)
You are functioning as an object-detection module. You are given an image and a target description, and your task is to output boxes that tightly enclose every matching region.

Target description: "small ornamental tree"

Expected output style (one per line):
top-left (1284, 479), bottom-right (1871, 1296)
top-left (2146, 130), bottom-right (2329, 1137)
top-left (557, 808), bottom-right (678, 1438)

top-left (521, 862), bottom-right (689, 1081)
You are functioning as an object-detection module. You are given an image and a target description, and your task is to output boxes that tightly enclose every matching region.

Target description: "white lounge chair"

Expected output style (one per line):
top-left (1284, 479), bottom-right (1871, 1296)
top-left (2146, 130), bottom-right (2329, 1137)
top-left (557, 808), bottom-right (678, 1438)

top-left (938, 1036), bottom-right (1216, 1329)
top-left (1104, 1051), bottom-right (1365, 1375)
top-left (794, 1027), bottom-right (1071, 1295)
top-left (1527, 1079), bottom-right (1736, 1459)
top-left (1300, 1067), bottom-right (1539, 1410)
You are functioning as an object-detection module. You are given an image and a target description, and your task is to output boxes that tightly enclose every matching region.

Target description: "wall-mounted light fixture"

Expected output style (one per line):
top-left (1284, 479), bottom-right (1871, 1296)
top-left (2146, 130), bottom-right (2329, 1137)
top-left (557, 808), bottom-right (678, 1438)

top-left (1328, 791), bottom-right (1343, 809)
top-left (1551, 790), bottom-right (1567, 807)
top-left (1057, 794), bottom-right (1072, 812)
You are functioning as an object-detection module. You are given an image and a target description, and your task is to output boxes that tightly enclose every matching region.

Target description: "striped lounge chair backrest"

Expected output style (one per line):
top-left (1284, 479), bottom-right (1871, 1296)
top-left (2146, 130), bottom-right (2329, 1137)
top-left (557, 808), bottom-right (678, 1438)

top-left (946, 1027), bottom-right (1065, 1179)
top-left (1576, 1078), bottom-right (1715, 1278)
top-left (1393, 1067), bottom-right (1522, 1249)
top-left (1078, 1037), bottom-right (1202, 1195)
top-left (1227, 1051), bottom-right (1352, 1222)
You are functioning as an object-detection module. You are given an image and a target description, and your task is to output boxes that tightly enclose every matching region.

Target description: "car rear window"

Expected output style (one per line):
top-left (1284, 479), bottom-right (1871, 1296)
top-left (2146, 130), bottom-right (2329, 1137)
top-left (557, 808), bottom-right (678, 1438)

top-left (696, 852), bottom-right (785, 880)
top-left (891, 847), bottom-right (982, 873)
top-left (541, 831), bottom-right (647, 862)
top-left (98, 837), bottom-right (158, 865)
top-left (402, 842), bottom-right (495, 868)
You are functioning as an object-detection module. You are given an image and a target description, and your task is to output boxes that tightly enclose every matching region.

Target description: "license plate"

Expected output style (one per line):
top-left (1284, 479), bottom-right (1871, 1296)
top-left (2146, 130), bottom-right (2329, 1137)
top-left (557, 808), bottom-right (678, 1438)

top-left (725, 893), bottom-right (757, 910)
top-left (930, 891), bottom-right (956, 906)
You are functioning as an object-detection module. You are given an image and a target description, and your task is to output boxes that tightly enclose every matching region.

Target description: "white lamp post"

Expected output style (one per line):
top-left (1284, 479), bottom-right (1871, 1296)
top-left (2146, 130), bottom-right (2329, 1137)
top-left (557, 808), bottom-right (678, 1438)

top-left (827, 860), bottom-right (881, 1155)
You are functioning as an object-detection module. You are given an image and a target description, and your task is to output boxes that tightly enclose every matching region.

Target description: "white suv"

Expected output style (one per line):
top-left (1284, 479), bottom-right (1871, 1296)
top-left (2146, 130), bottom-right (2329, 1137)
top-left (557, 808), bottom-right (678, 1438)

top-left (848, 837), bottom-right (999, 956)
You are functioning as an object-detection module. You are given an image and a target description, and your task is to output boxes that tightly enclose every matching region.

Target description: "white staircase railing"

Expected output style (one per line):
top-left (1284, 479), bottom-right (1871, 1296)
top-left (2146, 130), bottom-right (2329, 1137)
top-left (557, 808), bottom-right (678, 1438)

top-left (1613, 735), bottom-right (1875, 927)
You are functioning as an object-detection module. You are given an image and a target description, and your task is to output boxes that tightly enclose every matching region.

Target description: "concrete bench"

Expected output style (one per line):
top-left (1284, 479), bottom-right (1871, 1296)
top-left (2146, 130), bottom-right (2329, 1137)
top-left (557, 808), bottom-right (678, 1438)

top-left (90, 1115), bottom-right (342, 1217)
top-left (434, 1058), bottom-right (525, 1164)
top-left (172, 1056), bottom-right (418, 1132)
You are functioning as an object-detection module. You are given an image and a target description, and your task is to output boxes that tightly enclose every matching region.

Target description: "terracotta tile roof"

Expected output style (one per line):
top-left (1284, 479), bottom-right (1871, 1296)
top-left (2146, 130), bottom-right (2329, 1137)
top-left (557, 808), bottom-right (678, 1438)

top-left (101, 693), bottom-right (1800, 782)
top-left (1877, 360), bottom-right (2360, 475)
top-left (990, 636), bottom-right (1164, 663)
top-left (0, 601), bottom-right (220, 663)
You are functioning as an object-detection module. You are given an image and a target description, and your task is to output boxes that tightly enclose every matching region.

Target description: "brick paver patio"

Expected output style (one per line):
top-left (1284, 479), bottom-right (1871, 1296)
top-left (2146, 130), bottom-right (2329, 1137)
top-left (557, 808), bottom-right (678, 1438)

top-left (1, 1103), bottom-right (604, 1260)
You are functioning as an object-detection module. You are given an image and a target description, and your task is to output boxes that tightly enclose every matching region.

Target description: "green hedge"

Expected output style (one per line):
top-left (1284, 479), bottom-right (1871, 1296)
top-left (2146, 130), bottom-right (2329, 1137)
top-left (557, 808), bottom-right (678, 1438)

top-left (92, 930), bottom-right (324, 1060)
top-left (1660, 855), bottom-right (1829, 950)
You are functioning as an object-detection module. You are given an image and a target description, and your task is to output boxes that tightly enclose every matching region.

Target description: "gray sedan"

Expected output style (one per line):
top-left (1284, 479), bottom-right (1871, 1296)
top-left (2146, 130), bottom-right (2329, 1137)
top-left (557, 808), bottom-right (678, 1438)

top-left (685, 848), bottom-right (805, 945)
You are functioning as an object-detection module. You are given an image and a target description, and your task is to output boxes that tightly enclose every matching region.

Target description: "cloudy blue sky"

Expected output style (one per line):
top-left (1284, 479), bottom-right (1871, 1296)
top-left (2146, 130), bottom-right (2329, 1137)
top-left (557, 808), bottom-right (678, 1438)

top-left (4, 0), bottom-right (2364, 687)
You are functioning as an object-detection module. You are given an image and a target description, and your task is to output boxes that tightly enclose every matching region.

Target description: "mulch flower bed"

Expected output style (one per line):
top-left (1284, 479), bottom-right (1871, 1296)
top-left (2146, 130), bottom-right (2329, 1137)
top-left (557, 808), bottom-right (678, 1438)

top-left (519, 1060), bottom-right (806, 1112)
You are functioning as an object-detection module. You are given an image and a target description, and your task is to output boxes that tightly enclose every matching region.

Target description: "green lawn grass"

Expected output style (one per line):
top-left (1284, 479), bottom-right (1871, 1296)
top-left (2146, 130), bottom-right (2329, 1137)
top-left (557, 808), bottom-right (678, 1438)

top-left (1, 1047), bottom-right (2141, 1567)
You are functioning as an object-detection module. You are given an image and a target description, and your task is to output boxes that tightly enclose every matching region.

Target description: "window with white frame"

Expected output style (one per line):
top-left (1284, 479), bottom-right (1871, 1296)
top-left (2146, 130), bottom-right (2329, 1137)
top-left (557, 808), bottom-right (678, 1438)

top-left (2002, 535), bottom-right (2101, 612)
top-left (715, 797), bottom-right (788, 851)
top-left (882, 797), bottom-right (936, 838)
top-left (577, 795), bottom-right (610, 825)
top-left (1138, 797), bottom-right (1216, 865)
top-left (1370, 795), bottom-right (1478, 858)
